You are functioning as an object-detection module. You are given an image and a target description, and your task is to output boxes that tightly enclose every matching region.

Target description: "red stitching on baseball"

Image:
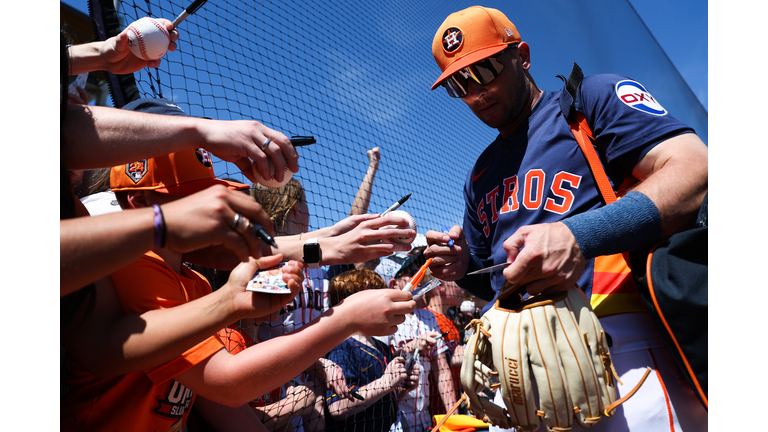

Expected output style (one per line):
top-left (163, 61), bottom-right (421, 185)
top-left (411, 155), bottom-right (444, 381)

top-left (148, 17), bottom-right (171, 39)
top-left (128, 24), bottom-right (149, 60)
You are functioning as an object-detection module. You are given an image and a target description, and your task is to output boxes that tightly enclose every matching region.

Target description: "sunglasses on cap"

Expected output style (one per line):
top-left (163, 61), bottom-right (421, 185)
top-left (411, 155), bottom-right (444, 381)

top-left (442, 43), bottom-right (518, 98)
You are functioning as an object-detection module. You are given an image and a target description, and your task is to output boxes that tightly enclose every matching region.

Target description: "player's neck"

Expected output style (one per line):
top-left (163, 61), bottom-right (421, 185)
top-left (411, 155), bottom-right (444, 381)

top-left (498, 86), bottom-right (543, 139)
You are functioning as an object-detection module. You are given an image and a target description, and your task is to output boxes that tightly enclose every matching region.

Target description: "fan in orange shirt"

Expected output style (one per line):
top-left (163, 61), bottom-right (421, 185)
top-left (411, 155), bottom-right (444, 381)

top-left (61, 101), bottom-right (416, 432)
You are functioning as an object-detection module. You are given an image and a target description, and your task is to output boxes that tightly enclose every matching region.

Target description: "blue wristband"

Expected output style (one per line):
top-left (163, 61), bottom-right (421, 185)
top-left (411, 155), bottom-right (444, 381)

top-left (561, 191), bottom-right (661, 260)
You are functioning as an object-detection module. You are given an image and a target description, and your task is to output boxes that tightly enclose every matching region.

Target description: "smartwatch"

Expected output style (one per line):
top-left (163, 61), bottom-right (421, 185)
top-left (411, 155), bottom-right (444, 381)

top-left (303, 238), bottom-right (321, 269)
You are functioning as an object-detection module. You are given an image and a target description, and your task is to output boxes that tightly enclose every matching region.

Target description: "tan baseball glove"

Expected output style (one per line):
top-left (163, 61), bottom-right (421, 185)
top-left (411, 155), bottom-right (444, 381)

top-left (460, 284), bottom-right (648, 431)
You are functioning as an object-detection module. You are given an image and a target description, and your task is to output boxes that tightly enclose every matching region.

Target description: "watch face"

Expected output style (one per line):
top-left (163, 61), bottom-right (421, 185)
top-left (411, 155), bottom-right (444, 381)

top-left (303, 242), bottom-right (320, 264)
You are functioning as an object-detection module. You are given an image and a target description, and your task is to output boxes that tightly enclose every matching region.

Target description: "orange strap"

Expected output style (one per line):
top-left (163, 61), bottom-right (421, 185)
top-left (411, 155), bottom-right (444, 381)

top-left (645, 247), bottom-right (708, 409)
top-left (604, 367), bottom-right (652, 416)
top-left (568, 112), bottom-right (617, 204)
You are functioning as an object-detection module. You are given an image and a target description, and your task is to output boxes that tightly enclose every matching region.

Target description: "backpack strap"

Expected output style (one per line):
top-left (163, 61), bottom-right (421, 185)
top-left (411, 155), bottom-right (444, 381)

top-left (558, 63), bottom-right (644, 318)
top-left (558, 63), bottom-right (616, 205)
top-left (569, 113), bottom-right (617, 204)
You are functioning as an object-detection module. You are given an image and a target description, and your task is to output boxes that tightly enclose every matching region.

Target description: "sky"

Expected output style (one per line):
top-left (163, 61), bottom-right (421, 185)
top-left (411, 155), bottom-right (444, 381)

top-left (60, 0), bottom-right (709, 112)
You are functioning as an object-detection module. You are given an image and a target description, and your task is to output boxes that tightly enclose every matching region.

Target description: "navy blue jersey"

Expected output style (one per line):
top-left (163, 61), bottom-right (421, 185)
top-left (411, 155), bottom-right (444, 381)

top-left (325, 337), bottom-right (399, 432)
top-left (461, 74), bottom-right (693, 308)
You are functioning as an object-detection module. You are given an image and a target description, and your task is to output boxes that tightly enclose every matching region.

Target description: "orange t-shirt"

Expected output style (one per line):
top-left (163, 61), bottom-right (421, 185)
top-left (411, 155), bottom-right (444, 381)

top-left (61, 252), bottom-right (224, 432)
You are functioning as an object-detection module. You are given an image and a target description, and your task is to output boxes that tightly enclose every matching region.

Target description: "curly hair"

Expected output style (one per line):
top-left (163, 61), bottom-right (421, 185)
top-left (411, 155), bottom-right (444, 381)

top-left (328, 268), bottom-right (387, 308)
top-left (250, 178), bottom-right (305, 232)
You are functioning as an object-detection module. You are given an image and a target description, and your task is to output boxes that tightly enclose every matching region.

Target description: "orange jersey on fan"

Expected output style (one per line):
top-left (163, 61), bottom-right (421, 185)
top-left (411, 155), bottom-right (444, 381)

top-left (61, 251), bottom-right (224, 432)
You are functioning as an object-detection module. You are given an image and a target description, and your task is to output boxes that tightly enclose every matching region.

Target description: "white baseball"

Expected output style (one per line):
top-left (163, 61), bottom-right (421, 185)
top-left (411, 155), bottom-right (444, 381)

top-left (382, 210), bottom-right (417, 244)
top-left (126, 17), bottom-right (171, 61)
top-left (254, 164), bottom-right (293, 189)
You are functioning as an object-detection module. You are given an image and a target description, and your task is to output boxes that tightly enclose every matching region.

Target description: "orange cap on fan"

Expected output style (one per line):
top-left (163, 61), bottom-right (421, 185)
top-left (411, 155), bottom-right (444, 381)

top-left (110, 147), bottom-right (249, 195)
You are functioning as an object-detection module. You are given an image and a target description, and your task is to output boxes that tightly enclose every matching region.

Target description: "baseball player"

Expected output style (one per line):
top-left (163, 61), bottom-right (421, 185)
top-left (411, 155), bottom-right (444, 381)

top-left (423, 6), bottom-right (708, 432)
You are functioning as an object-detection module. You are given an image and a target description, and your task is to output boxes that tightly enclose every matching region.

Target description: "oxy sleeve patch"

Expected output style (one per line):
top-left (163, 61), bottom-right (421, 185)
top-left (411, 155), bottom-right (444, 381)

top-left (615, 80), bottom-right (667, 116)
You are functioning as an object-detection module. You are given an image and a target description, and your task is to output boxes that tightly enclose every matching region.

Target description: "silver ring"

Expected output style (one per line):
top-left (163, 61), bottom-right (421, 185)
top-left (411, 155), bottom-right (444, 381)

top-left (230, 213), bottom-right (242, 230)
top-left (231, 213), bottom-right (249, 235)
top-left (261, 138), bottom-right (272, 151)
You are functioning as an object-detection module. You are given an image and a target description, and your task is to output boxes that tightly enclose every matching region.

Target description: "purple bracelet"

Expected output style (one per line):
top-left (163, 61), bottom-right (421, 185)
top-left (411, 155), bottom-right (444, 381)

top-left (152, 204), bottom-right (166, 248)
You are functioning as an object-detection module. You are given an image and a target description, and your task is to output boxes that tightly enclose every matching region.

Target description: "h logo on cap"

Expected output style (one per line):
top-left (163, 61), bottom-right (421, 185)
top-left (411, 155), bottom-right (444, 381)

top-left (442, 28), bottom-right (463, 53)
top-left (195, 148), bottom-right (213, 168)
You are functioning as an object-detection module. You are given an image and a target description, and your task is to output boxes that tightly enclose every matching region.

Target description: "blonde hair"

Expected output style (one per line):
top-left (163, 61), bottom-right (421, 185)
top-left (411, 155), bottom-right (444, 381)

top-left (328, 268), bottom-right (386, 307)
top-left (250, 178), bottom-right (305, 232)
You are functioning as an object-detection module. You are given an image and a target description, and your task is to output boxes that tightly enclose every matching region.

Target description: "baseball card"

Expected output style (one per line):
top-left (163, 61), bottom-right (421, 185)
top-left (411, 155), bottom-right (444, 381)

top-left (247, 266), bottom-right (292, 294)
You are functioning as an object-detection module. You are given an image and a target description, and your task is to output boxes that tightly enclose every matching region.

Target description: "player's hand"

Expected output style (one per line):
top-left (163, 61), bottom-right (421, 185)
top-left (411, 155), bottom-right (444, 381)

top-left (334, 289), bottom-right (415, 336)
top-left (367, 147), bottom-right (380, 171)
top-left (195, 119), bottom-right (300, 185)
top-left (221, 254), bottom-right (304, 320)
top-left (102, 18), bottom-right (180, 73)
top-left (320, 213), bottom-right (416, 266)
top-left (161, 185), bottom-right (274, 261)
top-left (502, 222), bottom-right (586, 296)
top-left (424, 226), bottom-right (470, 281)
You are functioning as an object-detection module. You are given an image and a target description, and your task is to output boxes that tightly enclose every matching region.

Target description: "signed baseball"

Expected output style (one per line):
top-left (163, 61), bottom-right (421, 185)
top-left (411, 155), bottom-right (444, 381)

top-left (254, 164), bottom-right (293, 188)
top-left (126, 17), bottom-right (171, 61)
top-left (383, 210), bottom-right (417, 244)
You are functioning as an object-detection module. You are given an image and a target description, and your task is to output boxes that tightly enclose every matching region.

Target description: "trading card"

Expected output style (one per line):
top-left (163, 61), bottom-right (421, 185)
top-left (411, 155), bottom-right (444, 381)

top-left (246, 266), bottom-right (292, 294)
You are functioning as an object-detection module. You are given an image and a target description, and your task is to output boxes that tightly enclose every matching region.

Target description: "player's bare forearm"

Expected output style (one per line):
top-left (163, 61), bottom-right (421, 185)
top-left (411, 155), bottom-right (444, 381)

top-left (631, 132), bottom-right (708, 237)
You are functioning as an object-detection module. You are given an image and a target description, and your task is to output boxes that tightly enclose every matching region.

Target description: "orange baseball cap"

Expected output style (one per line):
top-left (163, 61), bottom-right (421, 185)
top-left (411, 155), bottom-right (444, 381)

top-left (110, 98), bottom-right (249, 196)
top-left (430, 6), bottom-right (521, 90)
top-left (110, 148), bottom-right (249, 195)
